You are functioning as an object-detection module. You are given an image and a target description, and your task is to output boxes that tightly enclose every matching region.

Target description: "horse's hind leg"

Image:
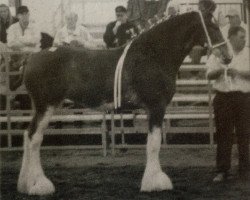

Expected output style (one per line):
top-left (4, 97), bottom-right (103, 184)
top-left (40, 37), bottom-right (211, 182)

top-left (141, 103), bottom-right (173, 192)
top-left (18, 105), bottom-right (55, 195)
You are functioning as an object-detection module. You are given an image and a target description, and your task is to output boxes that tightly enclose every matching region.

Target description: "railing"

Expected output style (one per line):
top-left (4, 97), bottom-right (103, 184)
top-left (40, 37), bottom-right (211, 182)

top-left (0, 52), bottom-right (214, 155)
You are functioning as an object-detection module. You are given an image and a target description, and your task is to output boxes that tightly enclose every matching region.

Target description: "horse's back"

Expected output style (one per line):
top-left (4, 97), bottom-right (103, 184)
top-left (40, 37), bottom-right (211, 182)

top-left (24, 46), bottom-right (124, 107)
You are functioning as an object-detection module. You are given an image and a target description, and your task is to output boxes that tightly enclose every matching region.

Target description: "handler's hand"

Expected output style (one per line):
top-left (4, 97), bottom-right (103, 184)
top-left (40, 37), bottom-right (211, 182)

top-left (212, 48), bottom-right (221, 58)
top-left (113, 21), bottom-right (121, 35)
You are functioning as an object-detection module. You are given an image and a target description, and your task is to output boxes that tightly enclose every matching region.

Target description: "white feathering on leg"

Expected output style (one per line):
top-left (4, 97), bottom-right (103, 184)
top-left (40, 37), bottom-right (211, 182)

top-left (141, 127), bottom-right (173, 192)
top-left (26, 107), bottom-right (55, 195)
top-left (17, 130), bottom-right (30, 193)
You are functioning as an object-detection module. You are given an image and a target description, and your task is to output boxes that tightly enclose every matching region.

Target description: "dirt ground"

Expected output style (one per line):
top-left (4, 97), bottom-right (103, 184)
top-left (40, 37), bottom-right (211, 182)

top-left (1, 148), bottom-right (250, 200)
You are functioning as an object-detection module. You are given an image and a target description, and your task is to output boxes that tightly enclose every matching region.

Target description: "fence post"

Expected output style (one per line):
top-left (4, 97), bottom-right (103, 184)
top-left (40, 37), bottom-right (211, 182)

top-left (208, 81), bottom-right (214, 146)
top-left (162, 119), bottom-right (167, 145)
top-left (121, 113), bottom-right (125, 145)
top-left (102, 113), bottom-right (107, 157)
top-left (111, 110), bottom-right (115, 156)
top-left (4, 53), bottom-right (12, 149)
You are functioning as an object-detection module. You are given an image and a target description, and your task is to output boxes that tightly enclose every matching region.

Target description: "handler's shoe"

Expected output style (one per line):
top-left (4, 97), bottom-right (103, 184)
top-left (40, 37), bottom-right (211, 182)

top-left (213, 173), bottom-right (227, 182)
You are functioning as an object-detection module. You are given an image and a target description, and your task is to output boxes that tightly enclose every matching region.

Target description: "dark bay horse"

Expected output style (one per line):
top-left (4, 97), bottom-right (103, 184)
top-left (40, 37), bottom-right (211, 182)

top-left (18, 11), bottom-right (232, 195)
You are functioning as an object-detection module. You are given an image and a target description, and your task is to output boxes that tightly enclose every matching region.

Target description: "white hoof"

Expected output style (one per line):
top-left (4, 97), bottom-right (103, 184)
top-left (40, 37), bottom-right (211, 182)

top-left (28, 176), bottom-right (55, 196)
top-left (140, 171), bottom-right (173, 192)
top-left (17, 176), bottom-right (28, 194)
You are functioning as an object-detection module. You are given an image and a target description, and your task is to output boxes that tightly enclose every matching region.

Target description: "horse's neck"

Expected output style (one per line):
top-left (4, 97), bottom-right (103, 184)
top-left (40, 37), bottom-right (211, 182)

top-left (142, 12), bottom-right (198, 71)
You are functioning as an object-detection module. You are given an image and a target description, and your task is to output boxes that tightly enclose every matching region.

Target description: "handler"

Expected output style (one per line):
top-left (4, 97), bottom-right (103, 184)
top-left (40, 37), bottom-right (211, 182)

top-left (206, 26), bottom-right (250, 182)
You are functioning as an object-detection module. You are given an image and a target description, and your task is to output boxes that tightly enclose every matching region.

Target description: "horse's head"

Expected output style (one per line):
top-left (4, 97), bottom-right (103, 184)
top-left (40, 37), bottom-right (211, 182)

top-left (193, 11), bottom-right (232, 64)
top-left (203, 12), bottom-right (232, 64)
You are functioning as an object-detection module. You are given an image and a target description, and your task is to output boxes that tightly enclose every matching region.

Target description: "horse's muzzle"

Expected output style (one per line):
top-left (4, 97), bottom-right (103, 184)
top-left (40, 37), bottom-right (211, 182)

top-left (222, 57), bottom-right (232, 65)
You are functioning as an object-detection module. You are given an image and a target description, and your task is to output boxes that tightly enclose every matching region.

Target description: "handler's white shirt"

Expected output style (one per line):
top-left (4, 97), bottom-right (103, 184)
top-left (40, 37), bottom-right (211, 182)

top-left (206, 47), bottom-right (250, 93)
top-left (7, 22), bottom-right (41, 52)
top-left (53, 25), bottom-right (96, 48)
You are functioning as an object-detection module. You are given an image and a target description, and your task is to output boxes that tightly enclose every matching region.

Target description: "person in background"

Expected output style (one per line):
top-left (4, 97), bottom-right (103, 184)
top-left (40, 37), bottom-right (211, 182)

top-left (6, 6), bottom-right (36, 111)
top-left (7, 6), bottom-right (41, 52)
top-left (221, 9), bottom-right (249, 47)
top-left (0, 4), bottom-right (12, 44)
top-left (127, 0), bottom-right (170, 28)
top-left (157, 0), bottom-right (171, 18)
top-left (165, 0), bottom-right (180, 19)
top-left (0, 4), bottom-right (16, 44)
top-left (206, 26), bottom-right (250, 182)
top-left (127, 0), bottom-right (146, 28)
top-left (53, 12), bottom-right (101, 49)
top-left (0, 4), bottom-right (14, 111)
top-left (103, 6), bottom-right (138, 48)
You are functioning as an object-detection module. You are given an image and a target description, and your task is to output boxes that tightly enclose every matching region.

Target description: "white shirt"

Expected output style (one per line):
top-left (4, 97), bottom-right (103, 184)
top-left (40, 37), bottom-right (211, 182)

top-left (221, 22), bottom-right (249, 47)
top-left (7, 22), bottom-right (41, 52)
top-left (53, 25), bottom-right (96, 48)
top-left (206, 47), bottom-right (250, 93)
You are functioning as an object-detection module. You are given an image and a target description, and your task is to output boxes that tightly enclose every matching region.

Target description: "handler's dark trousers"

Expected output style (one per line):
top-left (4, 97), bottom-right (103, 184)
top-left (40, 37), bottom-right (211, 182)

top-left (213, 91), bottom-right (250, 174)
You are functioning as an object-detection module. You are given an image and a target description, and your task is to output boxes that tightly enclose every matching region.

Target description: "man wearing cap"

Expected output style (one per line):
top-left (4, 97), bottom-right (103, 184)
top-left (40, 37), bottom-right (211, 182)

top-left (206, 26), bottom-right (250, 182)
top-left (103, 6), bottom-right (138, 48)
top-left (7, 6), bottom-right (41, 52)
top-left (221, 9), bottom-right (249, 47)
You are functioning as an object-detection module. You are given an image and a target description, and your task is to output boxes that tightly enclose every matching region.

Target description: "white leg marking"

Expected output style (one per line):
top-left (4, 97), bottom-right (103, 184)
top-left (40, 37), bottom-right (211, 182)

top-left (17, 130), bottom-right (30, 193)
top-left (18, 107), bottom-right (55, 195)
top-left (141, 127), bottom-right (173, 192)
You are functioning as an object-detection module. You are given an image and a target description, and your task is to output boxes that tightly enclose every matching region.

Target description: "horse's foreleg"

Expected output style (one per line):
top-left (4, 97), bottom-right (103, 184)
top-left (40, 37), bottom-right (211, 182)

top-left (141, 106), bottom-right (173, 192)
top-left (18, 106), bottom-right (55, 195)
top-left (17, 129), bottom-right (30, 193)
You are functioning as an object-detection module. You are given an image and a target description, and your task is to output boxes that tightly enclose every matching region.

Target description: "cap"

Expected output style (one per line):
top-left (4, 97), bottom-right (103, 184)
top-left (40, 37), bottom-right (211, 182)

top-left (225, 9), bottom-right (240, 17)
top-left (115, 6), bottom-right (127, 13)
top-left (17, 6), bottom-right (29, 15)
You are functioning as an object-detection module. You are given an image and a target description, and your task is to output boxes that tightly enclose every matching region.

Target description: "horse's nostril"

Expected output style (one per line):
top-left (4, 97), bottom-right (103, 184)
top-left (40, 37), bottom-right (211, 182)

top-left (223, 57), bottom-right (232, 65)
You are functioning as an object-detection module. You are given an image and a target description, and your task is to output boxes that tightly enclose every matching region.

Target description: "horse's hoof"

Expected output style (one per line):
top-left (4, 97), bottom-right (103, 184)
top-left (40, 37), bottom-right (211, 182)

top-left (140, 171), bottom-right (173, 192)
top-left (28, 176), bottom-right (55, 196)
top-left (17, 178), bottom-right (28, 194)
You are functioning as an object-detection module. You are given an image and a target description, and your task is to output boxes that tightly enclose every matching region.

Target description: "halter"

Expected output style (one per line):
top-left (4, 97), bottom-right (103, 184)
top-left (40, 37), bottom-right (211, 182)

top-left (197, 10), bottom-right (233, 87)
top-left (197, 10), bottom-right (226, 49)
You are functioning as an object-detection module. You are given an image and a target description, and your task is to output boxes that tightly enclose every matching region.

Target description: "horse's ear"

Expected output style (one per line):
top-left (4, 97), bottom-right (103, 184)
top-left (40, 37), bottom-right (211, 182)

top-left (199, 0), bottom-right (216, 16)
